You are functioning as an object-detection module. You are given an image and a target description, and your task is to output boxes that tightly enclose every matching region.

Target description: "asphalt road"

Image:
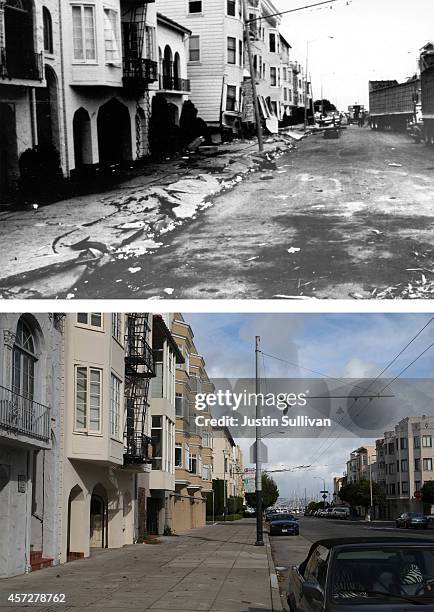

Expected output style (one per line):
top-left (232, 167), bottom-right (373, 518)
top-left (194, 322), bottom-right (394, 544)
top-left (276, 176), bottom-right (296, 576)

top-left (270, 517), bottom-right (434, 608)
top-left (76, 126), bottom-right (434, 299)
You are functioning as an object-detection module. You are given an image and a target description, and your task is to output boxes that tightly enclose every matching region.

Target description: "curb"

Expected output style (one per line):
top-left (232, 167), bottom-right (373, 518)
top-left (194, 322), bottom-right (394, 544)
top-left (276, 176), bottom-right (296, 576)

top-left (264, 532), bottom-right (284, 611)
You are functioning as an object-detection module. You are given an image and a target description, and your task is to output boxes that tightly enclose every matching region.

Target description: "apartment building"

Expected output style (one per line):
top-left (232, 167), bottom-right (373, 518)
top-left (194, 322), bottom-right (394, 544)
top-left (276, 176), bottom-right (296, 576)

top-left (160, 0), bottom-right (245, 133)
top-left (0, 314), bottom-right (63, 577)
top-left (346, 445), bottom-right (376, 484)
top-left (0, 0), bottom-right (65, 192)
top-left (146, 314), bottom-right (184, 535)
top-left (376, 416), bottom-right (434, 518)
top-left (279, 33), bottom-right (293, 123)
top-left (171, 314), bottom-right (214, 532)
top-left (62, 313), bottom-right (154, 562)
top-left (213, 427), bottom-right (238, 502)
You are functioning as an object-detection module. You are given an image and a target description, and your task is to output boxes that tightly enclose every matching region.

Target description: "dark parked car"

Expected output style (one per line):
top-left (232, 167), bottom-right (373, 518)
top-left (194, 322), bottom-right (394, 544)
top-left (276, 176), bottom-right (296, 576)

top-left (396, 512), bottom-right (428, 529)
top-left (269, 513), bottom-right (299, 536)
top-left (287, 537), bottom-right (434, 611)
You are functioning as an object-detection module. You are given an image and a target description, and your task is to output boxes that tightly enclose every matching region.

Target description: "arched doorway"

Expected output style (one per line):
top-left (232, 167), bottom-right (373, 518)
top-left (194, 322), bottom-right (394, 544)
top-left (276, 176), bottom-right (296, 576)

top-left (73, 108), bottom-right (92, 168)
top-left (173, 52), bottom-right (180, 90)
top-left (36, 65), bottom-right (61, 160)
top-left (97, 98), bottom-right (132, 165)
top-left (0, 103), bottom-right (18, 193)
top-left (162, 45), bottom-right (173, 90)
top-left (90, 484), bottom-right (108, 548)
top-left (4, 0), bottom-right (38, 79)
top-left (67, 485), bottom-right (85, 560)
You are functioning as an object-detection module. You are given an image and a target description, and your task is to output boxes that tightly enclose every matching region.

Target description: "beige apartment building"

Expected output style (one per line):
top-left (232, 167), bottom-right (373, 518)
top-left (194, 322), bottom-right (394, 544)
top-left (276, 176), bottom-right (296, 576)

top-left (62, 313), bottom-right (154, 562)
top-left (213, 428), bottom-right (244, 512)
top-left (171, 314), bottom-right (214, 532)
top-left (376, 416), bottom-right (434, 518)
top-left (346, 445), bottom-right (376, 484)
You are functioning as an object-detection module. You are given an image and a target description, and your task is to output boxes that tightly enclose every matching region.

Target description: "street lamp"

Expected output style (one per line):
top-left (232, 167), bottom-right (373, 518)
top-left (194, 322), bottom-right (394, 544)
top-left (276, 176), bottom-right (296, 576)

top-left (304, 36), bottom-right (334, 130)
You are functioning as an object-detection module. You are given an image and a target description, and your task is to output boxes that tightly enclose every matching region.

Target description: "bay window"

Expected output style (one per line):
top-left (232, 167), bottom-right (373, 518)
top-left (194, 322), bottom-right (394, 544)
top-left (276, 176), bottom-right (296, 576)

top-left (75, 366), bottom-right (102, 432)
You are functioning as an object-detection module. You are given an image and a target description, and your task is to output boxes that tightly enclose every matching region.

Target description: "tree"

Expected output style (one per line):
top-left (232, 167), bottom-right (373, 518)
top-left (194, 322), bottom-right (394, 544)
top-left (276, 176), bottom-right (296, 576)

top-left (339, 479), bottom-right (385, 511)
top-left (422, 481), bottom-right (434, 505)
top-left (245, 473), bottom-right (279, 510)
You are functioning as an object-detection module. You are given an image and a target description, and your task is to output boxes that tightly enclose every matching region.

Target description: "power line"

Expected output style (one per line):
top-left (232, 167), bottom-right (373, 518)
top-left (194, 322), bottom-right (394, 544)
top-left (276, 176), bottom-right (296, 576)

top-left (246, 0), bottom-right (345, 23)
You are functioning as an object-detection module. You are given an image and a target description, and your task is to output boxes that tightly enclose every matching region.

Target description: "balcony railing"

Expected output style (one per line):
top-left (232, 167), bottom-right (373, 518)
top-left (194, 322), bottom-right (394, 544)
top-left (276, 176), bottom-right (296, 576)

top-left (0, 385), bottom-right (50, 442)
top-left (159, 74), bottom-right (190, 92)
top-left (122, 57), bottom-right (158, 90)
top-left (0, 47), bottom-right (43, 81)
top-left (124, 432), bottom-right (153, 466)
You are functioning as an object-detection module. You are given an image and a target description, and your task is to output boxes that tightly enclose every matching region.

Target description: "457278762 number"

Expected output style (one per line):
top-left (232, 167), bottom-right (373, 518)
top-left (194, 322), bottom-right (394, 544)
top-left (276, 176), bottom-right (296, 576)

top-left (7, 593), bottom-right (66, 604)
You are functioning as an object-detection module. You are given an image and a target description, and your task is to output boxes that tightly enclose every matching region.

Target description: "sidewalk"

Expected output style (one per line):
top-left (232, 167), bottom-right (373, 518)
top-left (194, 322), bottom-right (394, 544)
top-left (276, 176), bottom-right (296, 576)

top-left (0, 136), bottom-right (298, 298)
top-left (0, 520), bottom-right (282, 612)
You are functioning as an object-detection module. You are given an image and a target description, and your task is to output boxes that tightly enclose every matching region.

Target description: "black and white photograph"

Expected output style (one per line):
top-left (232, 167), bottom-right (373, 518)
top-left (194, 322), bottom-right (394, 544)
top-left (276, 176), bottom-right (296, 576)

top-left (1, 0), bottom-right (434, 299)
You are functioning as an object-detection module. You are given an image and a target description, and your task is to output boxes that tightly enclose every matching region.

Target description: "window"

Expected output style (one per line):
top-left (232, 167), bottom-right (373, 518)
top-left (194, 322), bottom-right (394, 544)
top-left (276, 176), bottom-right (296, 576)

top-left (185, 444), bottom-right (190, 469)
top-left (282, 67), bottom-right (287, 81)
top-left (304, 545), bottom-right (329, 589)
top-left (110, 374), bottom-right (121, 438)
top-left (75, 366), bottom-right (102, 432)
top-left (415, 480), bottom-right (421, 491)
top-left (414, 436), bottom-right (421, 448)
top-left (415, 458), bottom-right (421, 471)
top-left (388, 463), bottom-right (395, 474)
top-left (104, 8), bottom-right (120, 64)
top-left (189, 453), bottom-right (197, 474)
top-left (226, 85), bottom-right (237, 111)
top-left (401, 459), bottom-right (408, 472)
top-left (387, 442), bottom-right (395, 454)
top-left (111, 313), bottom-right (122, 343)
top-left (396, 460), bottom-right (399, 473)
top-left (270, 67), bottom-right (277, 86)
top-left (400, 437), bottom-right (407, 450)
top-left (402, 481), bottom-right (409, 494)
top-left (238, 39), bottom-right (243, 66)
top-left (202, 464), bottom-right (210, 480)
top-left (12, 318), bottom-right (37, 400)
top-left (72, 5), bottom-right (96, 62)
top-left (77, 313), bottom-right (102, 329)
top-left (227, 0), bottom-right (236, 16)
top-left (227, 37), bottom-right (236, 64)
top-left (151, 416), bottom-right (163, 470)
top-left (175, 443), bottom-right (182, 467)
top-left (43, 7), bottom-right (53, 54)
top-left (202, 431), bottom-right (210, 447)
top-left (422, 436), bottom-right (432, 448)
top-left (269, 32), bottom-right (276, 53)
top-left (423, 458), bottom-right (433, 471)
top-left (189, 1), bottom-right (202, 13)
top-left (389, 483), bottom-right (395, 495)
top-left (175, 393), bottom-right (184, 417)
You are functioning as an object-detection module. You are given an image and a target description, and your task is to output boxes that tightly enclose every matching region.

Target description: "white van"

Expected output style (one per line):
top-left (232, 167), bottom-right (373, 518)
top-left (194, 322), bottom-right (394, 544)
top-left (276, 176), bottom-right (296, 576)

top-left (332, 507), bottom-right (350, 519)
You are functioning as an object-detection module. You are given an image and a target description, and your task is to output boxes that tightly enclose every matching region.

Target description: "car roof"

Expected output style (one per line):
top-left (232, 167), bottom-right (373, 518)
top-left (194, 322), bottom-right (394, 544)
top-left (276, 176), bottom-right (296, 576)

top-left (313, 537), bottom-right (434, 550)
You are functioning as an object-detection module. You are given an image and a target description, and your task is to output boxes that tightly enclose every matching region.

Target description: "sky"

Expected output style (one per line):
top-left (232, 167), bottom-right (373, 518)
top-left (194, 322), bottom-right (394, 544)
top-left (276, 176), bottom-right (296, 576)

top-left (272, 0), bottom-right (434, 110)
top-left (186, 313), bottom-right (434, 503)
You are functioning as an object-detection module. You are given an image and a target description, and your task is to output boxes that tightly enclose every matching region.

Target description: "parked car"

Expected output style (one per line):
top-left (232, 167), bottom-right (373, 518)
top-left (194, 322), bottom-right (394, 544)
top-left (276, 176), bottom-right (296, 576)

top-left (331, 507), bottom-right (350, 520)
top-left (269, 513), bottom-right (299, 536)
top-left (287, 537), bottom-right (434, 611)
top-left (396, 512), bottom-right (428, 529)
top-left (244, 506), bottom-right (255, 517)
top-left (324, 508), bottom-right (335, 518)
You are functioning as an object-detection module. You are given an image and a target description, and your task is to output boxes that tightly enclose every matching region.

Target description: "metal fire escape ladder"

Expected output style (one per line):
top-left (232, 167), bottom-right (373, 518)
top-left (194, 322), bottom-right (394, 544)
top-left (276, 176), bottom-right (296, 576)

top-left (124, 313), bottom-right (155, 466)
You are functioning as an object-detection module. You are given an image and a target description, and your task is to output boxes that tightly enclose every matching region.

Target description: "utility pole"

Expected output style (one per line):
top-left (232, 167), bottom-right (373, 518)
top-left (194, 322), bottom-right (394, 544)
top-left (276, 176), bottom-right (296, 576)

top-left (242, 0), bottom-right (264, 152)
top-left (304, 41), bottom-right (309, 130)
top-left (255, 335), bottom-right (264, 545)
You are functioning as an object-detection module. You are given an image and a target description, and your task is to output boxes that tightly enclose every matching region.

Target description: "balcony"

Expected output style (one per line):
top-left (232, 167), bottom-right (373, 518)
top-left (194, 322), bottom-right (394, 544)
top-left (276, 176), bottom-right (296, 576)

top-left (122, 57), bottom-right (158, 92)
top-left (124, 432), bottom-right (153, 467)
top-left (159, 74), bottom-right (190, 93)
top-left (0, 47), bottom-right (43, 82)
top-left (0, 385), bottom-right (50, 443)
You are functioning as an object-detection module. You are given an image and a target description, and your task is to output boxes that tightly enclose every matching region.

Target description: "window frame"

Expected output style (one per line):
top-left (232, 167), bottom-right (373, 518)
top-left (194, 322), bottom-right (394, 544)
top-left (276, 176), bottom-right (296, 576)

top-left (227, 36), bottom-right (236, 65)
top-left (151, 415), bottom-right (163, 470)
top-left (74, 365), bottom-right (103, 434)
top-left (43, 6), bottom-right (53, 54)
top-left (103, 7), bottom-right (121, 65)
top-left (111, 313), bottom-right (123, 345)
top-left (226, 84), bottom-right (237, 111)
top-left (110, 373), bottom-right (121, 440)
top-left (71, 4), bottom-right (97, 64)
top-left (423, 457), bottom-right (433, 471)
top-left (188, 35), bottom-right (200, 62)
top-left (270, 66), bottom-right (277, 87)
top-left (76, 313), bottom-right (103, 331)
top-left (188, 0), bottom-right (202, 14)
top-left (175, 443), bottom-right (183, 468)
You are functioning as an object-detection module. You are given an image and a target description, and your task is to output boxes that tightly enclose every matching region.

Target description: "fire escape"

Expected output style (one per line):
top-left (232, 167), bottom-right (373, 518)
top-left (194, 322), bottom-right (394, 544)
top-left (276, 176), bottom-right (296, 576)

top-left (121, 0), bottom-right (158, 93)
top-left (124, 314), bottom-right (155, 467)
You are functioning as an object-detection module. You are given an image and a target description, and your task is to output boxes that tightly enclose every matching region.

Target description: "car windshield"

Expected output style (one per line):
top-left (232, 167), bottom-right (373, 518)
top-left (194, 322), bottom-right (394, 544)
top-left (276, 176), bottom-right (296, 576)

top-left (332, 546), bottom-right (434, 602)
top-left (270, 513), bottom-right (295, 521)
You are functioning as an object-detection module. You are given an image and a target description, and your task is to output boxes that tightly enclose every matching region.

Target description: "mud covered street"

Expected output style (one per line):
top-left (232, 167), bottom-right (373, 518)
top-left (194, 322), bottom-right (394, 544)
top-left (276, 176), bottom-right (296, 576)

top-left (72, 126), bottom-right (434, 299)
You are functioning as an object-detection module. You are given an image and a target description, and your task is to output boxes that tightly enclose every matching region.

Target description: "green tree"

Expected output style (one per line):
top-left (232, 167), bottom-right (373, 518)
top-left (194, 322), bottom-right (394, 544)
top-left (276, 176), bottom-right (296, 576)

top-left (245, 473), bottom-right (279, 510)
top-left (339, 479), bottom-right (384, 511)
top-left (422, 481), bottom-right (434, 505)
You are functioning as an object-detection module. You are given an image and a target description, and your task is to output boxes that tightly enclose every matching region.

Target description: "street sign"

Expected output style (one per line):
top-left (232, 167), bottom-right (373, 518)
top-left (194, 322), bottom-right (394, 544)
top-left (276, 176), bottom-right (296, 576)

top-left (250, 440), bottom-right (268, 463)
top-left (322, 494), bottom-right (327, 500)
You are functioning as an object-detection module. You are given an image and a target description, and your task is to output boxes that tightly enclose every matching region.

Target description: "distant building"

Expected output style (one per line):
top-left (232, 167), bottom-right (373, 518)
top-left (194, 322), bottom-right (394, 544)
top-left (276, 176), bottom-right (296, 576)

top-left (346, 445), bottom-right (376, 484)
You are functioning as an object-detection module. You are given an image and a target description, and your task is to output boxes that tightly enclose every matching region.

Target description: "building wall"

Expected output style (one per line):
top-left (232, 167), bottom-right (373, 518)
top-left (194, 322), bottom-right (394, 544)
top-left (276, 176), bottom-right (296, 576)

top-left (0, 314), bottom-right (63, 577)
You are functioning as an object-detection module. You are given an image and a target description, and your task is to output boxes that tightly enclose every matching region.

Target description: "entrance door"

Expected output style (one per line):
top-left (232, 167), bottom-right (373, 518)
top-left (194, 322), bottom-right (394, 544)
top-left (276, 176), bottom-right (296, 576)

top-left (147, 498), bottom-right (160, 535)
top-left (90, 494), bottom-right (105, 548)
top-left (0, 103), bottom-right (18, 193)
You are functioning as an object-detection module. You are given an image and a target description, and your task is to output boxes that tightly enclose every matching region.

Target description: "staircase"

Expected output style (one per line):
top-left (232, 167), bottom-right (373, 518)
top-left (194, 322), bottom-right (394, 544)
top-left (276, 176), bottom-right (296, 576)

top-left (30, 550), bottom-right (53, 572)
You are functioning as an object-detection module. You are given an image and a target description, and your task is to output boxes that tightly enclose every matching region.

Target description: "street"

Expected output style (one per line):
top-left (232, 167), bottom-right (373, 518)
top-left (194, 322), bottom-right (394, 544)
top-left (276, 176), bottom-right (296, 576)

top-left (270, 516), bottom-right (434, 608)
top-left (0, 520), bottom-right (280, 612)
top-left (73, 126), bottom-right (434, 300)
